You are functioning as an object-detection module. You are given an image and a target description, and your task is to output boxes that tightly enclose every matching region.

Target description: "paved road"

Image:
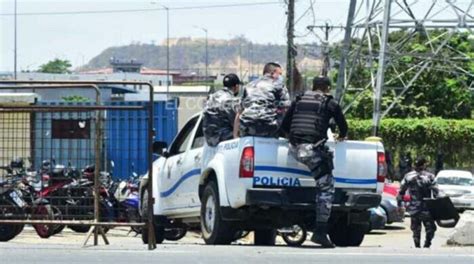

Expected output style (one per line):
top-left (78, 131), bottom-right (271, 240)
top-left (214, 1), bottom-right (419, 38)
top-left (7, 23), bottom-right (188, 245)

top-left (1, 223), bottom-right (473, 264)
top-left (1, 242), bottom-right (473, 264)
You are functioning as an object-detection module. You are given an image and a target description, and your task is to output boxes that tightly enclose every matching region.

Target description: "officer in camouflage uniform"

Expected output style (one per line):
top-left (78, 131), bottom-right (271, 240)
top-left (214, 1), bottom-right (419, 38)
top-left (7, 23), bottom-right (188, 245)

top-left (203, 73), bottom-right (242, 147)
top-left (281, 77), bottom-right (348, 248)
top-left (397, 157), bottom-right (439, 248)
top-left (233, 62), bottom-right (290, 138)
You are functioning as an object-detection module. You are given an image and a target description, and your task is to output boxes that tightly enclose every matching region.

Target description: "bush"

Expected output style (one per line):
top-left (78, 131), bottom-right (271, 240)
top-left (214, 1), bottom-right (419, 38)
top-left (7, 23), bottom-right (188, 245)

top-left (347, 118), bottom-right (474, 172)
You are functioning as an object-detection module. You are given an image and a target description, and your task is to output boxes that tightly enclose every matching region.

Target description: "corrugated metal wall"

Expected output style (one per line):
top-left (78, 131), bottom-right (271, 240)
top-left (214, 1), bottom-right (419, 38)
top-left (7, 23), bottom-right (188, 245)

top-left (33, 100), bottom-right (178, 179)
top-left (106, 100), bottom-right (178, 178)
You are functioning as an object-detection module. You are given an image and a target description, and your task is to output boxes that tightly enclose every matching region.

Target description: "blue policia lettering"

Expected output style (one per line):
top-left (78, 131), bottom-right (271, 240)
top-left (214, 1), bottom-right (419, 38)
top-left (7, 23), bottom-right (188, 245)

top-left (253, 176), bottom-right (301, 187)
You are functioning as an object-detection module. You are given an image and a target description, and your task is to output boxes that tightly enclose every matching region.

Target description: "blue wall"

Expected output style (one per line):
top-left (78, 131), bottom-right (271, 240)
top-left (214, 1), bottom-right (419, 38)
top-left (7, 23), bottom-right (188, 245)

top-left (33, 100), bottom-right (178, 179)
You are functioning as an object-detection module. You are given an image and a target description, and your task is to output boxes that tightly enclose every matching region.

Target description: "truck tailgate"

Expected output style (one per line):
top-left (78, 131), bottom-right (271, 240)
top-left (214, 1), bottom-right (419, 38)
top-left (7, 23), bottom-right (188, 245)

top-left (252, 138), bottom-right (380, 190)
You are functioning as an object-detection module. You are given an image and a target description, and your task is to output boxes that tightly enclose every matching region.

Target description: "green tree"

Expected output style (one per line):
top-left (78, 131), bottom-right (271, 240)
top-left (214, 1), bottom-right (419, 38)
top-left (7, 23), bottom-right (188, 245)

top-left (331, 30), bottom-right (473, 119)
top-left (38, 58), bottom-right (72, 74)
top-left (62, 95), bottom-right (90, 102)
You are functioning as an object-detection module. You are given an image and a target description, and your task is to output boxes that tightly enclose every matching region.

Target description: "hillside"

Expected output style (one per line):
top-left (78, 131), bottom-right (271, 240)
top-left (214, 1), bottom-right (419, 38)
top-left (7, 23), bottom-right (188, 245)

top-left (83, 37), bottom-right (322, 75)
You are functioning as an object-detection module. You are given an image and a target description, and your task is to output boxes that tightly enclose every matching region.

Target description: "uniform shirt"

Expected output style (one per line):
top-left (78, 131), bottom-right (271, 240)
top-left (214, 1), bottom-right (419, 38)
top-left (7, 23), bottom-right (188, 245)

top-left (281, 92), bottom-right (348, 140)
top-left (202, 87), bottom-right (239, 146)
top-left (398, 170), bottom-right (439, 215)
top-left (239, 75), bottom-right (290, 136)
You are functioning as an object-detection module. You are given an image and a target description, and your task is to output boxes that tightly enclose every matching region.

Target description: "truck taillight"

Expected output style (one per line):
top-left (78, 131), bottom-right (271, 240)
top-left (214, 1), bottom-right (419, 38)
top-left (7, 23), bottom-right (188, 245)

top-left (377, 152), bottom-right (387, 183)
top-left (239, 146), bottom-right (254, 178)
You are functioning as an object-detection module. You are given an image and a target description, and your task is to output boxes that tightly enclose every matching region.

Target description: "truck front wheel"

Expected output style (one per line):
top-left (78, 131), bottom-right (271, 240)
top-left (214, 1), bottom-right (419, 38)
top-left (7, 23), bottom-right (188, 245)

top-left (200, 181), bottom-right (235, 245)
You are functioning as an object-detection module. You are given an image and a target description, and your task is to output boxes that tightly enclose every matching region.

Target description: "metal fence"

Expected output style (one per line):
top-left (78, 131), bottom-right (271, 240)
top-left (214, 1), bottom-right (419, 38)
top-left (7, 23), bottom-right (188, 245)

top-left (0, 81), bottom-right (159, 250)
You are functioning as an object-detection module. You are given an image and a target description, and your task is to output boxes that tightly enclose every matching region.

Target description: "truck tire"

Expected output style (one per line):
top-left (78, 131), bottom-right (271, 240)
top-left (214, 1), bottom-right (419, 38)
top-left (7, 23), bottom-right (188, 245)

top-left (329, 218), bottom-right (366, 247)
top-left (200, 181), bottom-right (235, 245)
top-left (141, 189), bottom-right (165, 244)
top-left (254, 229), bottom-right (277, 246)
top-left (164, 228), bottom-right (187, 241)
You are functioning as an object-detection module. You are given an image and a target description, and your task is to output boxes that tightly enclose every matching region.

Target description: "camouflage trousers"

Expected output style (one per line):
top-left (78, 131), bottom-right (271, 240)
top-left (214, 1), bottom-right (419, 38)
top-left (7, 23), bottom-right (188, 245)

top-left (239, 120), bottom-right (279, 138)
top-left (290, 143), bottom-right (335, 223)
top-left (411, 210), bottom-right (437, 246)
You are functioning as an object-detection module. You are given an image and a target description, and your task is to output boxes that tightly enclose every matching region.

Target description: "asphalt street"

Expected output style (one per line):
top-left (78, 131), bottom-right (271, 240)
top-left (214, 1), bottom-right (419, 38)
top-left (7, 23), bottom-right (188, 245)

top-left (1, 222), bottom-right (473, 264)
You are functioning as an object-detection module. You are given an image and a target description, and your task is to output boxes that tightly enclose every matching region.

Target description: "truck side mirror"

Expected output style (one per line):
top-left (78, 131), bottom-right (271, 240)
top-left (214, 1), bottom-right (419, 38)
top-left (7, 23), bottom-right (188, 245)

top-left (153, 141), bottom-right (168, 156)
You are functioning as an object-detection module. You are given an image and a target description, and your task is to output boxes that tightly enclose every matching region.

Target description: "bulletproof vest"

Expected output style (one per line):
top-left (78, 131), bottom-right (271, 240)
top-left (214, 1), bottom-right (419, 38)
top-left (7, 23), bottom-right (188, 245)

top-left (290, 91), bottom-right (329, 144)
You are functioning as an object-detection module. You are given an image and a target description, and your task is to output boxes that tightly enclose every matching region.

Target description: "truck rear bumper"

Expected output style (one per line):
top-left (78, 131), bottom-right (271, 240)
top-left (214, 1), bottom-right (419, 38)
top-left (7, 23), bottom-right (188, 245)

top-left (245, 188), bottom-right (381, 211)
top-left (220, 188), bottom-right (379, 229)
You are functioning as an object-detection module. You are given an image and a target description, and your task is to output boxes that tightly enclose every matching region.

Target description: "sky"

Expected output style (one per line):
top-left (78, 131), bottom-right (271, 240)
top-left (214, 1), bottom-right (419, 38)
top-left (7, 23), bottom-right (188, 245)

top-left (0, 0), bottom-right (352, 71)
top-left (0, 0), bottom-right (470, 72)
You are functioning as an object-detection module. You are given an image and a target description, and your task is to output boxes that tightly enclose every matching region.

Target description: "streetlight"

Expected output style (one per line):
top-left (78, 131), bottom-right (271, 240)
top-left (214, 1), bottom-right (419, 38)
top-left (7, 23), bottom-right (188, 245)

top-left (194, 26), bottom-right (208, 84)
top-left (151, 2), bottom-right (170, 97)
top-left (14, 0), bottom-right (17, 80)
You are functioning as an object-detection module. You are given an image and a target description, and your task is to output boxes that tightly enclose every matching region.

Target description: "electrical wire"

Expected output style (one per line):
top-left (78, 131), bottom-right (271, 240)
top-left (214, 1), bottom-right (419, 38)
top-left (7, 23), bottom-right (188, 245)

top-left (0, 1), bottom-right (282, 16)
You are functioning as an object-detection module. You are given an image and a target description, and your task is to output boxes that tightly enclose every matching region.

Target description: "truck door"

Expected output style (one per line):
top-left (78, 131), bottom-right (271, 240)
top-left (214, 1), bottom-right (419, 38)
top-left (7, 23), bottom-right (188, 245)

top-left (159, 116), bottom-right (199, 210)
top-left (178, 117), bottom-right (205, 208)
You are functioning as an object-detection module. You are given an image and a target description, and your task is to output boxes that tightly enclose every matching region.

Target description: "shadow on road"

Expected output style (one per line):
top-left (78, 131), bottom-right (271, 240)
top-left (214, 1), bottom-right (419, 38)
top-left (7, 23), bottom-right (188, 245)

top-left (383, 225), bottom-right (405, 230)
top-left (367, 231), bottom-right (386, 235)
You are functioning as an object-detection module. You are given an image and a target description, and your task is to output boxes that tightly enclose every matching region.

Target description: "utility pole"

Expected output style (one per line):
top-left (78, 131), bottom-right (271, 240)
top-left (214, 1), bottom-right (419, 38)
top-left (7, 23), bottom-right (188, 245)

top-left (239, 43), bottom-right (242, 78)
top-left (321, 22), bottom-right (331, 77)
top-left (334, 0), bottom-right (357, 103)
top-left (14, 0), bottom-right (17, 80)
top-left (372, 0), bottom-right (392, 136)
top-left (152, 2), bottom-right (171, 97)
top-left (286, 0), bottom-right (295, 96)
top-left (165, 6), bottom-right (170, 97)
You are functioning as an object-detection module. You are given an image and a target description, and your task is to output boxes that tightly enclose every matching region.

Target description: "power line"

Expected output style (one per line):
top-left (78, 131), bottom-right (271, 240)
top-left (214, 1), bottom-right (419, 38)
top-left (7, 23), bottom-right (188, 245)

top-left (0, 2), bottom-right (281, 16)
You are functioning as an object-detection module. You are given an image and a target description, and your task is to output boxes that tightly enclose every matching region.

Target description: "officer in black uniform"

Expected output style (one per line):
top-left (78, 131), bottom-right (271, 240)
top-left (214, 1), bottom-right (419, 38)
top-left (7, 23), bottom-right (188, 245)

top-left (281, 76), bottom-right (348, 248)
top-left (397, 157), bottom-right (439, 248)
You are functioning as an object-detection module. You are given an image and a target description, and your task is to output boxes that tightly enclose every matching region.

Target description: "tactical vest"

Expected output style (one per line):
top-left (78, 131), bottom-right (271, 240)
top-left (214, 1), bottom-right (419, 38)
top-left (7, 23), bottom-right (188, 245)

top-left (290, 91), bottom-right (329, 144)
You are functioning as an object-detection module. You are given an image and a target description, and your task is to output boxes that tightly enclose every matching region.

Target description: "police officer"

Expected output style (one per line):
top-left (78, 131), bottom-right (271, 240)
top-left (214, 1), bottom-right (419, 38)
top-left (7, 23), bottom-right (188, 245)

top-left (233, 62), bottom-right (290, 138)
top-left (397, 157), bottom-right (439, 248)
top-left (281, 76), bottom-right (348, 248)
top-left (203, 73), bottom-right (242, 147)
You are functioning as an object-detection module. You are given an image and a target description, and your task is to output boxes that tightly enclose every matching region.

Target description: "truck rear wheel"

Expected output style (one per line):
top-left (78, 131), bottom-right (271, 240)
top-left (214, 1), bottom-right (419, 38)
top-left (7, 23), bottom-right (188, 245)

top-left (254, 229), bottom-right (277, 246)
top-left (329, 217), bottom-right (366, 247)
top-left (200, 181), bottom-right (234, 245)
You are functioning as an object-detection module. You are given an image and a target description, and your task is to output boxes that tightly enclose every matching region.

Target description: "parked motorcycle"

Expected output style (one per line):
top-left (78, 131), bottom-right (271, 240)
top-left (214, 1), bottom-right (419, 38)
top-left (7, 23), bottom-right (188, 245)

top-left (112, 171), bottom-right (141, 233)
top-left (65, 164), bottom-right (114, 234)
top-left (0, 176), bottom-right (25, 242)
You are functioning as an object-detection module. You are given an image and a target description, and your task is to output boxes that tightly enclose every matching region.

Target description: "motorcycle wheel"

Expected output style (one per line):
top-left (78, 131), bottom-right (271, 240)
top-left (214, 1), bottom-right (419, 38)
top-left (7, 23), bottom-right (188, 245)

top-left (164, 228), bottom-right (187, 241)
top-left (67, 200), bottom-right (112, 234)
top-left (69, 225), bottom-right (91, 233)
top-left (0, 198), bottom-right (25, 242)
top-left (281, 225), bottom-right (307, 247)
top-left (32, 204), bottom-right (55, 239)
top-left (51, 206), bottom-right (65, 235)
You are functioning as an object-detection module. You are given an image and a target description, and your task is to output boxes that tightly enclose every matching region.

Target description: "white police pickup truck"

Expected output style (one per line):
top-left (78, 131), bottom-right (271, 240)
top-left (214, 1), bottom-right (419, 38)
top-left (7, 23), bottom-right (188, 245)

top-left (140, 113), bottom-right (385, 246)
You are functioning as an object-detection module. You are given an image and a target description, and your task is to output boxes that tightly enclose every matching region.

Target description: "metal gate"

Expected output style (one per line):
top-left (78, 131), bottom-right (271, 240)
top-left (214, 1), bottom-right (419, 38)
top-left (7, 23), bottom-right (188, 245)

top-left (0, 81), bottom-right (160, 250)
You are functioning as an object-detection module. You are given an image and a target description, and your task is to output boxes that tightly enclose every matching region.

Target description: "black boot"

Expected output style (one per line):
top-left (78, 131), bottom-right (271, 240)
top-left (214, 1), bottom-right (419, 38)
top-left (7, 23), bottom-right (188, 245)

top-left (311, 223), bottom-right (335, 248)
top-left (423, 241), bottom-right (431, 248)
top-left (414, 240), bottom-right (420, 248)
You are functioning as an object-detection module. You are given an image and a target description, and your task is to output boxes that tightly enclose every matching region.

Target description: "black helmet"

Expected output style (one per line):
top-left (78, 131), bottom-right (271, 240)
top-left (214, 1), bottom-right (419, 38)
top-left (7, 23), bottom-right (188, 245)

top-left (415, 156), bottom-right (428, 168)
top-left (223, 73), bottom-right (242, 88)
top-left (313, 76), bottom-right (331, 87)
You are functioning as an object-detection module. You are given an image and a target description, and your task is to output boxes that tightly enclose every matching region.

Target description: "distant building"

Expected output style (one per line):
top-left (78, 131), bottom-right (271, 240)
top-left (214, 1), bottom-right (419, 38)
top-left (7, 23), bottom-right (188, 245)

top-left (109, 57), bottom-right (143, 73)
top-left (173, 74), bottom-right (217, 85)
